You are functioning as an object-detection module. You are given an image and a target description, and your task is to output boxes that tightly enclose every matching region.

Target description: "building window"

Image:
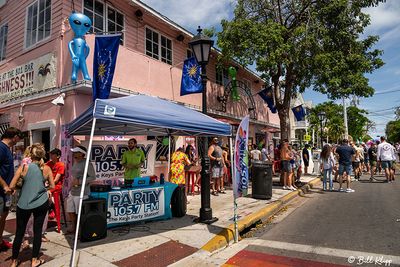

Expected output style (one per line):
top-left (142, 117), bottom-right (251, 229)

top-left (145, 27), bottom-right (172, 65)
top-left (25, 0), bottom-right (51, 48)
top-left (161, 36), bottom-right (172, 64)
top-left (216, 68), bottom-right (229, 86)
top-left (107, 6), bottom-right (124, 44)
top-left (146, 28), bottom-right (159, 60)
top-left (0, 23), bottom-right (8, 61)
top-left (83, 0), bottom-right (124, 44)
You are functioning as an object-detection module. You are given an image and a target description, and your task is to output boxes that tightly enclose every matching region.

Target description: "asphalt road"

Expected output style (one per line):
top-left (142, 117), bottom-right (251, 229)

top-left (224, 174), bottom-right (400, 267)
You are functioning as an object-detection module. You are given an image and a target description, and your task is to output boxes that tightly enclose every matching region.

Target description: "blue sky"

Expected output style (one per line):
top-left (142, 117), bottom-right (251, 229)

top-left (141, 0), bottom-right (399, 137)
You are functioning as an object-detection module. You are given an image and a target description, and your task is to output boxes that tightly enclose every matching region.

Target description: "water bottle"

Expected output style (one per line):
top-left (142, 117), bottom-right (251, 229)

top-left (160, 173), bottom-right (165, 184)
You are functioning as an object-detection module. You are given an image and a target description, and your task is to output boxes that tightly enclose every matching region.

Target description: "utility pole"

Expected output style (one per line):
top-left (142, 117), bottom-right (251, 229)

top-left (343, 97), bottom-right (348, 139)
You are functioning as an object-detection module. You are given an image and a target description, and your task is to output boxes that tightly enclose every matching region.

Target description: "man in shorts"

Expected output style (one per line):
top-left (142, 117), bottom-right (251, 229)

top-left (208, 138), bottom-right (225, 195)
top-left (335, 139), bottom-right (355, 192)
top-left (0, 127), bottom-right (22, 250)
top-left (377, 136), bottom-right (395, 183)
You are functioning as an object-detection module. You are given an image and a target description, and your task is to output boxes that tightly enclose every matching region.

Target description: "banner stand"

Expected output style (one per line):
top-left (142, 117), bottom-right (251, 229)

top-left (229, 136), bottom-right (238, 243)
top-left (231, 115), bottom-right (249, 244)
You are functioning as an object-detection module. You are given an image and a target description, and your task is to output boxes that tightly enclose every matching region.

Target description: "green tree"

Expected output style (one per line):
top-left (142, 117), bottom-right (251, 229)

top-left (308, 102), bottom-right (344, 143)
top-left (347, 106), bottom-right (371, 141)
top-left (385, 120), bottom-right (400, 143)
top-left (309, 102), bottom-right (372, 143)
top-left (217, 0), bottom-right (384, 140)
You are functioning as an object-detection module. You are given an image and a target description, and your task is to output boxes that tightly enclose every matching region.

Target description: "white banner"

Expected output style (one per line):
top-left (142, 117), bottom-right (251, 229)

top-left (107, 187), bottom-right (165, 224)
top-left (82, 140), bottom-right (157, 186)
top-left (0, 53), bottom-right (57, 102)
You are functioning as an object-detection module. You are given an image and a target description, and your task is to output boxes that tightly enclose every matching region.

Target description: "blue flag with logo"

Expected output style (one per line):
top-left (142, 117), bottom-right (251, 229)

top-left (258, 86), bottom-right (277, 113)
top-left (92, 34), bottom-right (121, 101)
top-left (292, 105), bottom-right (306, 121)
top-left (180, 57), bottom-right (202, 96)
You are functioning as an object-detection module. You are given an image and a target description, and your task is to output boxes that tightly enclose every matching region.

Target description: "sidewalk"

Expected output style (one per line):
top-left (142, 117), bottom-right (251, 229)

top-left (0, 174), bottom-right (319, 267)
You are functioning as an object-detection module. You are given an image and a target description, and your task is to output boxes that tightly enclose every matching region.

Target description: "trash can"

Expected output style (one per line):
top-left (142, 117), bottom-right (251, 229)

top-left (312, 149), bottom-right (321, 175)
top-left (251, 161), bottom-right (273, 199)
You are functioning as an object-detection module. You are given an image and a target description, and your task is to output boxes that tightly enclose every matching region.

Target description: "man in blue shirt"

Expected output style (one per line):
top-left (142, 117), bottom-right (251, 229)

top-left (335, 139), bottom-right (355, 193)
top-left (0, 127), bottom-right (22, 250)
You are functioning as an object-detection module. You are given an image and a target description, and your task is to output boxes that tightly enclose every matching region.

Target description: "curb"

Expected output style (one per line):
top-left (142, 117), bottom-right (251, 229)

top-left (201, 177), bottom-right (321, 253)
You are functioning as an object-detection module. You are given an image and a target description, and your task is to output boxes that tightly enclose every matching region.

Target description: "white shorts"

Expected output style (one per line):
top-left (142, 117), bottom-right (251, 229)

top-left (66, 194), bottom-right (88, 214)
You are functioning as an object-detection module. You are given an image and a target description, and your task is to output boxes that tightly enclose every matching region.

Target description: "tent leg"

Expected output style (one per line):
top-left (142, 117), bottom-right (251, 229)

top-left (70, 118), bottom-right (97, 267)
top-left (167, 135), bottom-right (171, 180)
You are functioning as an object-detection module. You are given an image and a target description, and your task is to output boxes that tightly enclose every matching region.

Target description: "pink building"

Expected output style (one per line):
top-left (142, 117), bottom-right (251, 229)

top-left (0, 0), bottom-right (280, 153)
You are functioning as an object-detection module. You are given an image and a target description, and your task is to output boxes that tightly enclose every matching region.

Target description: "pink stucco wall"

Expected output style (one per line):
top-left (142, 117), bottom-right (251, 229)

top-left (0, 0), bottom-right (279, 147)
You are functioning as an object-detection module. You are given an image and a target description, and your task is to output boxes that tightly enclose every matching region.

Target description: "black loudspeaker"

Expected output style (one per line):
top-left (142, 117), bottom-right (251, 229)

top-left (251, 162), bottom-right (273, 200)
top-left (80, 198), bottom-right (107, 242)
top-left (90, 184), bottom-right (111, 192)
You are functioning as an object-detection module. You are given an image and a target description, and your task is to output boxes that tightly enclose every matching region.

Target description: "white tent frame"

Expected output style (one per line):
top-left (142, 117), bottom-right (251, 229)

top-left (69, 119), bottom-right (233, 266)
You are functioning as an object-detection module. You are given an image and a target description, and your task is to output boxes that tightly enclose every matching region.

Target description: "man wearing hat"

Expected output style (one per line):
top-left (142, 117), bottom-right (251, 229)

top-left (208, 137), bottom-right (225, 195)
top-left (66, 145), bottom-right (96, 234)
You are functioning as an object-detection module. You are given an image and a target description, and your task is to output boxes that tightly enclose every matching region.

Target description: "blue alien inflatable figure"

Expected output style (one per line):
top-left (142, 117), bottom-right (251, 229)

top-left (68, 12), bottom-right (92, 82)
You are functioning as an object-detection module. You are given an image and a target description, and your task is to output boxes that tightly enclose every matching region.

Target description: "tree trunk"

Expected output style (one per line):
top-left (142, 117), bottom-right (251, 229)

top-left (278, 106), bottom-right (291, 141)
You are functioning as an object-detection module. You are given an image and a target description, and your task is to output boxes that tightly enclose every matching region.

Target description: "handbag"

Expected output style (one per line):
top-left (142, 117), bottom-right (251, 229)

top-left (16, 164), bottom-right (26, 189)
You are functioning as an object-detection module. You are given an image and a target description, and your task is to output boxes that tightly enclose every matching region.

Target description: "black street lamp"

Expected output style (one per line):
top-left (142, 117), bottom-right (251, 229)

top-left (318, 111), bottom-right (326, 149)
top-left (189, 26), bottom-right (217, 224)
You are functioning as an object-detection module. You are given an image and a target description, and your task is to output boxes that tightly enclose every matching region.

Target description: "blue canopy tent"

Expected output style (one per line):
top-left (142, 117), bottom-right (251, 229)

top-left (68, 94), bottom-right (232, 266)
top-left (68, 94), bottom-right (231, 136)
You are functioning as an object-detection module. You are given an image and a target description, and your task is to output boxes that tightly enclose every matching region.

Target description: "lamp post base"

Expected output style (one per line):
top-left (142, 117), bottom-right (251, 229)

top-left (194, 209), bottom-right (219, 224)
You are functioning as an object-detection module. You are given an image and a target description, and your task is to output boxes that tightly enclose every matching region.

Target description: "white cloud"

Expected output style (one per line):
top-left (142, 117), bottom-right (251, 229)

top-left (364, 1), bottom-right (400, 35)
top-left (140, 0), bottom-right (236, 31)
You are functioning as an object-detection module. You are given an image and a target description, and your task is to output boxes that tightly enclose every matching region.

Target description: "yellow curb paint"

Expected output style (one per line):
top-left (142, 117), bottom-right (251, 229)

top-left (201, 178), bottom-right (321, 253)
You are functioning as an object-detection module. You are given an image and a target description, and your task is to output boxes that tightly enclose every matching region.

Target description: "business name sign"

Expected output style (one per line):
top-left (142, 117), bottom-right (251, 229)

top-left (0, 53), bottom-right (57, 102)
top-left (107, 187), bottom-right (165, 224)
top-left (82, 140), bottom-right (156, 186)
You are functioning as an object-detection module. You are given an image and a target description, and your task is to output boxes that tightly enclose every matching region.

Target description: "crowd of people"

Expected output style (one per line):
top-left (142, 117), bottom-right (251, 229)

top-left (0, 127), bottom-right (99, 266)
top-left (1, 125), bottom-right (398, 265)
top-left (247, 136), bottom-right (398, 194)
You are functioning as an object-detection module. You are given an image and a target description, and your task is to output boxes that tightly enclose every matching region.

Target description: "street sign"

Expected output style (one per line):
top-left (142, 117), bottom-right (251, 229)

top-left (303, 135), bottom-right (311, 141)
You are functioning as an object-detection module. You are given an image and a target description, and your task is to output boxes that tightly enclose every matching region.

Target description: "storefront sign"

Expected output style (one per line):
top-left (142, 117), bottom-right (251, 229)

top-left (0, 53), bottom-right (57, 102)
top-left (107, 187), bottom-right (165, 224)
top-left (83, 140), bottom-right (156, 186)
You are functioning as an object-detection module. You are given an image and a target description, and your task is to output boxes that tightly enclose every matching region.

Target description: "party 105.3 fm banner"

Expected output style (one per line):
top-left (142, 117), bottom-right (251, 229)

top-left (82, 140), bottom-right (156, 184)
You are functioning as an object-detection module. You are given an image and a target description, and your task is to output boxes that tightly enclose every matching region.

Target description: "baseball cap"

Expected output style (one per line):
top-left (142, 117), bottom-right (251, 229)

top-left (50, 148), bottom-right (62, 156)
top-left (71, 145), bottom-right (87, 155)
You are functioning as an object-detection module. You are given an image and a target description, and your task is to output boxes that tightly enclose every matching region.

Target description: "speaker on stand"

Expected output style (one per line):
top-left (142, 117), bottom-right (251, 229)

top-left (80, 198), bottom-right (107, 242)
